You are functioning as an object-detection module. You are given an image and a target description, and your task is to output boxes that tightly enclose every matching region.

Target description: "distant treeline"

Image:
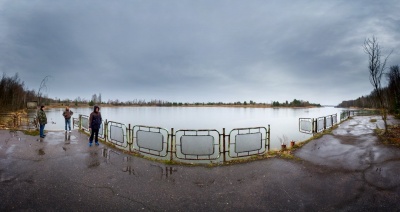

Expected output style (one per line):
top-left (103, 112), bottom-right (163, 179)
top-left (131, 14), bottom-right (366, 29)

top-left (104, 99), bottom-right (320, 107)
top-left (338, 65), bottom-right (400, 114)
top-left (1, 72), bottom-right (322, 111)
top-left (271, 99), bottom-right (321, 107)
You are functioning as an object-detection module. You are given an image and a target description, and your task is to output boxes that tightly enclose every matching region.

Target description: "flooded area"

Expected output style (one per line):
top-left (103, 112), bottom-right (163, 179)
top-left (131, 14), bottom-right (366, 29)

top-left (40, 106), bottom-right (346, 149)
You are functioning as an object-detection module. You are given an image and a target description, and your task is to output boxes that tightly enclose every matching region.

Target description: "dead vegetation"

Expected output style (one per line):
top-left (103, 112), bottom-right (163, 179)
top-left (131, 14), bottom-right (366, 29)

top-left (377, 124), bottom-right (400, 146)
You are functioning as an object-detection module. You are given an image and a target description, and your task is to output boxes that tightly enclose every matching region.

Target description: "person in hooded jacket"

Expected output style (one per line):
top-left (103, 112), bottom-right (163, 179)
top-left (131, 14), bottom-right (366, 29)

top-left (89, 105), bottom-right (102, 147)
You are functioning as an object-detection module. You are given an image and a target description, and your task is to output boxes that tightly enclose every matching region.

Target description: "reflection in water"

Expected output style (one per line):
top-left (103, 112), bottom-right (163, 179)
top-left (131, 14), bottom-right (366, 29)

top-left (38, 148), bottom-right (45, 155)
top-left (101, 148), bottom-right (120, 164)
top-left (122, 165), bottom-right (135, 175)
top-left (64, 133), bottom-right (71, 142)
top-left (164, 167), bottom-right (177, 178)
top-left (88, 151), bottom-right (100, 168)
top-left (122, 156), bottom-right (135, 175)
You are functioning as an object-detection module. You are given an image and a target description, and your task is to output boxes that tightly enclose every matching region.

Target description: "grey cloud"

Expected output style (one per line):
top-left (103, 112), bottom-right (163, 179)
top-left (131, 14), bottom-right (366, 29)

top-left (1, 0), bottom-right (400, 105)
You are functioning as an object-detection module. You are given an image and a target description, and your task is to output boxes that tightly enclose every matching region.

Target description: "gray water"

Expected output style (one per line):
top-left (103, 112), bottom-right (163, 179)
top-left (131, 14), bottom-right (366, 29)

top-left (42, 106), bottom-right (345, 150)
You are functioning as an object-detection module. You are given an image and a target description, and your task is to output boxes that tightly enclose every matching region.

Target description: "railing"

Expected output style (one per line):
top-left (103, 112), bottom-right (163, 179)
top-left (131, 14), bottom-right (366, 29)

top-left (300, 110), bottom-right (379, 135)
top-left (299, 113), bottom-right (338, 134)
top-left (75, 114), bottom-right (270, 164)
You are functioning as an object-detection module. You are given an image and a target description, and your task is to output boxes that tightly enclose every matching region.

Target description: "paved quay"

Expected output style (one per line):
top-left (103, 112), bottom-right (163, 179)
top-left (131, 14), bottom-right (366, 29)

top-left (1, 115), bottom-right (400, 211)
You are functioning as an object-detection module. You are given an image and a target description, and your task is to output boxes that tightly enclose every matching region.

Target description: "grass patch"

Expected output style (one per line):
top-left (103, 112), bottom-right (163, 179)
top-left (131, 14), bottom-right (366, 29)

top-left (22, 129), bottom-right (40, 136)
top-left (376, 124), bottom-right (400, 147)
top-left (370, 118), bottom-right (377, 123)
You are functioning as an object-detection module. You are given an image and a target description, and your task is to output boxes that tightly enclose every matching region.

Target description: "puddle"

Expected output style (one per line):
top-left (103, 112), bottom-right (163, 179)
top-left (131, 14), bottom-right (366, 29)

top-left (64, 133), bottom-right (71, 141)
top-left (101, 148), bottom-right (120, 163)
top-left (122, 165), bottom-right (135, 175)
top-left (164, 166), bottom-right (177, 178)
top-left (88, 151), bottom-right (100, 168)
top-left (38, 148), bottom-right (45, 155)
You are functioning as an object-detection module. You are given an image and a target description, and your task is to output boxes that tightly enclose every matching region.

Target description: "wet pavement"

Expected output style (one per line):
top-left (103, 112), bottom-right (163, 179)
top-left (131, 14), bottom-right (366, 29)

top-left (1, 115), bottom-right (400, 211)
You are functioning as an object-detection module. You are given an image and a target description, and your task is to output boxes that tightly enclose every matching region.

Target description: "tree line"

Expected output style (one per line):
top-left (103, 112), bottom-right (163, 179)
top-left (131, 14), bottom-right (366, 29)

top-left (338, 64), bottom-right (400, 115)
top-left (272, 99), bottom-right (321, 107)
top-left (1, 73), bottom-right (33, 111)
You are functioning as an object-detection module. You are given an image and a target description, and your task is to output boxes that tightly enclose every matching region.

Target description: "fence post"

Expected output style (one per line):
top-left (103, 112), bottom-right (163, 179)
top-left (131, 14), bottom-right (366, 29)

top-left (312, 118), bottom-right (316, 134)
top-left (79, 114), bottom-right (82, 130)
top-left (105, 119), bottom-right (108, 142)
top-left (170, 128), bottom-right (174, 162)
top-left (267, 124), bottom-right (270, 151)
top-left (128, 124), bottom-right (131, 152)
top-left (223, 128), bottom-right (226, 163)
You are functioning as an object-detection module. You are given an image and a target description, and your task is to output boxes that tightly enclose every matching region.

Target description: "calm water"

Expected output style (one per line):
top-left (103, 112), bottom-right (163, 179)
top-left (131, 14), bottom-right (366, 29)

top-left (42, 106), bottom-right (345, 150)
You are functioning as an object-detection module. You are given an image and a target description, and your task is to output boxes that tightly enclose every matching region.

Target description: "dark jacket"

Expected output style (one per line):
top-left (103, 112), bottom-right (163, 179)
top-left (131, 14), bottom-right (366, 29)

top-left (89, 105), bottom-right (102, 130)
top-left (63, 109), bottom-right (73, 119)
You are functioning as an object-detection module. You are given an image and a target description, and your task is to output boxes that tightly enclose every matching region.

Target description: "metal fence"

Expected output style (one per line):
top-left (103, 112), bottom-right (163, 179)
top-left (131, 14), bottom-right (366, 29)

top-left (75, 114), bottom-right (270, 164)
top-left (299, 113), bottom-right (338, 134)
top-left (299, 110), bottom-right (378, 135)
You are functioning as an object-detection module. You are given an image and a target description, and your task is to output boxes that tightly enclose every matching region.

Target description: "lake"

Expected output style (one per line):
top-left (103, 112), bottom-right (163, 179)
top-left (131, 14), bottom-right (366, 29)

top-left (42, 106), bottom-right (345, 150)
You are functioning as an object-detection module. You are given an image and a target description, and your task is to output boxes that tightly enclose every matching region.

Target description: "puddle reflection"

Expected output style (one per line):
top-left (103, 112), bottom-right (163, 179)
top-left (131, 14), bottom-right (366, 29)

top-left (88, 151), bottom-right (100, 168)
top-left (96, 148), bottom-right (178, 180)
top-left (164, 167), bottom-right (177, 178)
top-left (38, 148), bottom-right (45, 155)
top-left (101, 148), bottom-right (120, 164)
top-left (122, 156), bottom-right (135, 175)
top-left (64, 133), bottom-right (71, 142)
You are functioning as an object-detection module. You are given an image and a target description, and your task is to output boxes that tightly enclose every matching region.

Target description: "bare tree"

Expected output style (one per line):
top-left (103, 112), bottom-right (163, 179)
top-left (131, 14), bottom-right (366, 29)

top-left (363, 36), bottom-right (392, 133)
top-left (37, 75), bottom-right (51, 106)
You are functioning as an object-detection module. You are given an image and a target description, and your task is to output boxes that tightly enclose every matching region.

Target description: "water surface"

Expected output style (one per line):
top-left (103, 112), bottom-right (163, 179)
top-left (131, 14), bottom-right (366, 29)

top-left (43, 106), bottom-right (345, 149)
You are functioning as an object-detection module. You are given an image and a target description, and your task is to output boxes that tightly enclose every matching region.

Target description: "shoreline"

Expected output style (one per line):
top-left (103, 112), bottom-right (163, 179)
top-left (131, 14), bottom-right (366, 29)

top-left (43, 103), bottom-right (323, 109)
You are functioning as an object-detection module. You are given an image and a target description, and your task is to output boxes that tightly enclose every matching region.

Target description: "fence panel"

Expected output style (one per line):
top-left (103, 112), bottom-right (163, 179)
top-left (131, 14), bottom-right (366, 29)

top-left (175, 129), bottom-right (220, 160)
top-left (73, 118), bottom-right (79, 128)
top-left (107, 121), bottom-right (128, 148)
top-left (316, 117), bottom-right (325, 133)
top-left (229, 127), bottom-right (268, 158)
top-left (326, 116), bottom-right (332, 129)
top-left (132, 125), bottom-right (169, 157)
top-left (299, 118), bottom-right (313, 134)
top-left (332, 114), bottom-right (337, 125)
top-left (81, 115), bottom-right (90, 131)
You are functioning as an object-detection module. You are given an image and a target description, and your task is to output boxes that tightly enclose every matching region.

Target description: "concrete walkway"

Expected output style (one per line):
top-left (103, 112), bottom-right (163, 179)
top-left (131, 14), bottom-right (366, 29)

top-left (1, 116), bottom-right (400, 211)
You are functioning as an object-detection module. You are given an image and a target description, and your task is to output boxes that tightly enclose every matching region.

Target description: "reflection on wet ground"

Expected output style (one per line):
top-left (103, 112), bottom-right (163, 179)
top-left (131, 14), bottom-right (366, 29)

top-left (88, 151), bottom-right (100, 168)
top-left (38, 148), bottom-right (45, 155)
top-left (64, 133), bottom-right (70, 141)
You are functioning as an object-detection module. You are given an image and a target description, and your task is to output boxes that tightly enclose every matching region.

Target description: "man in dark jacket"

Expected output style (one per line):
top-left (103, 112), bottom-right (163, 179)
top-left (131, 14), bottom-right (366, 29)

top-left (62, 106), bottom-right (74, 133)
top-left (89, 105), bottom-right (102, 147)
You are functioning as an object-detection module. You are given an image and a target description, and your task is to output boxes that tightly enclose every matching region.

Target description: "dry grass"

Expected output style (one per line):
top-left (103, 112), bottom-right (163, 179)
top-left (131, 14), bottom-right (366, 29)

top-left (377, 124), bottom-right (400, 146)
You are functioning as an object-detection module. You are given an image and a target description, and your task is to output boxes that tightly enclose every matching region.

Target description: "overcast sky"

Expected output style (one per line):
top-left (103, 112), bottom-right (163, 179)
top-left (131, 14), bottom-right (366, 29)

top-left (1, 0), bottom-right (399, 105)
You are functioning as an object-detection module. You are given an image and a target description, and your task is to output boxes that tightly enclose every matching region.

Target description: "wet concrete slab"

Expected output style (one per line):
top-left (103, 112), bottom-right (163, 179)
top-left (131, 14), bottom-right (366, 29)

top-left (1, 116), bottom-right (400, 211)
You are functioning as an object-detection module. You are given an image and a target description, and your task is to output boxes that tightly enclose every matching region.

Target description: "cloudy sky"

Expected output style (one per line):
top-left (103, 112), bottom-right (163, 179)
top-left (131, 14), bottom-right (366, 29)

top-left (1, 0), bottom-right (399, 105)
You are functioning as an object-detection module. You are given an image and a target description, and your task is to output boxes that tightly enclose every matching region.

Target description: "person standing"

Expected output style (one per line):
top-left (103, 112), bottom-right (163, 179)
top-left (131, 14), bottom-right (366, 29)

top-left (37, 105), bottom-right (47, 138)
top-left (62, 106), bottom-right (74, 133)
top-left (89, 105), bottom-right (102, 147)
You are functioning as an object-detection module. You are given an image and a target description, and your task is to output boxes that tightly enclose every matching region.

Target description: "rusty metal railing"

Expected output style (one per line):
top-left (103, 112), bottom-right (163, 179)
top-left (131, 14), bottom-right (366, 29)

top-left (76, 114), bottom-right (270, 164)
